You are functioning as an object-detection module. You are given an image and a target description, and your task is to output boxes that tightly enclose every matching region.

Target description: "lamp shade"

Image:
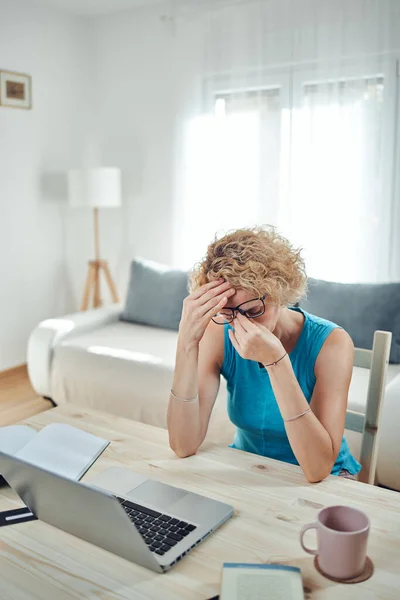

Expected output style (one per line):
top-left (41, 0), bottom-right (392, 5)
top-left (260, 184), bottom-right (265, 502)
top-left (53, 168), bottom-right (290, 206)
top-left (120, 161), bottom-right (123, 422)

top-left (68, 168), bottom-right (121, 208)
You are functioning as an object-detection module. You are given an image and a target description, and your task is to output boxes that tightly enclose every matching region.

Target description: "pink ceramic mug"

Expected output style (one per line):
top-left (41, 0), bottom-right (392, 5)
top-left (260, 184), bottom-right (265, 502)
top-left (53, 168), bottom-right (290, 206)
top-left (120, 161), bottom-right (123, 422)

top-left (300, 505), bottom-right (370, 580)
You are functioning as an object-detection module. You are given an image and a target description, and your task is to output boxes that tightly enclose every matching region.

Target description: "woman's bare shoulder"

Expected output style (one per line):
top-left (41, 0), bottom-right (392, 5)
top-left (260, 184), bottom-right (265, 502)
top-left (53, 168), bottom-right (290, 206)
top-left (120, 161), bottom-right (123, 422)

top-left (315, 327), bottom-right (354, 377)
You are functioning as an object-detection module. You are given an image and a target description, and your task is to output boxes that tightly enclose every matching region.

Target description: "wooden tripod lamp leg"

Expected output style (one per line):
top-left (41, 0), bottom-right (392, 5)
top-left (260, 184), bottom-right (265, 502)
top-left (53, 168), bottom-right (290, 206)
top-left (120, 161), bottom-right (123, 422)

top-left (92, 208), bottom-right (102, 308)
top-left (81, 261), bottom-right (96, 311)
top-left (93, 261), bottom-right (101, 308)
top-left (101, 260), bottom-right (120, 303)
top-left (81, 210), bottom-right (119, 310)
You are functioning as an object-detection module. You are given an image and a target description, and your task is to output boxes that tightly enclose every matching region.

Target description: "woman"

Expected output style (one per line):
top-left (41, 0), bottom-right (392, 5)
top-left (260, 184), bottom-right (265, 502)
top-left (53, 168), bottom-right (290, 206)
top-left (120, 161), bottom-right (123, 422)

top-left (167, 226), bottom-right (361, 482)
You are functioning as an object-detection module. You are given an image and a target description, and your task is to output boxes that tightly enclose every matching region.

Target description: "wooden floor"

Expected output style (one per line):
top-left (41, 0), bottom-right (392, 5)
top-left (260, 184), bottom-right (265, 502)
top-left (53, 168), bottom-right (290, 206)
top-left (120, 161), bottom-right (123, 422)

top-left (0, 365), bottom-right (53, 426)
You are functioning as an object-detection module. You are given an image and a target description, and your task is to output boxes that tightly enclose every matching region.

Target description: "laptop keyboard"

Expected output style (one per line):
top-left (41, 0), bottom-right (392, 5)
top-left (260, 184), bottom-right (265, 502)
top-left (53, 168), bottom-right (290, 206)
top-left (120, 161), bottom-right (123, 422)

top-left (116, 497), bottom-right (197, 556)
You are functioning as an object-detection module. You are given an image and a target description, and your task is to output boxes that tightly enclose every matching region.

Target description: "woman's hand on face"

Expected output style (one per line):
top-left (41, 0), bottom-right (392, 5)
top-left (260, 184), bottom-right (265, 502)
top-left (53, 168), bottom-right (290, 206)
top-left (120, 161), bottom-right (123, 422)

top-left (179, 279), bottom-right (235, 349)
top-left (229, 312), bottom-right (284, 365)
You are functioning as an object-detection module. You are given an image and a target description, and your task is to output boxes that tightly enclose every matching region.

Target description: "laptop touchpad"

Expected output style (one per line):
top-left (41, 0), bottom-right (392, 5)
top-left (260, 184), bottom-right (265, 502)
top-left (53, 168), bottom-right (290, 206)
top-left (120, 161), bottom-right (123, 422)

top-left (127, 480), bottom-right (187, 510)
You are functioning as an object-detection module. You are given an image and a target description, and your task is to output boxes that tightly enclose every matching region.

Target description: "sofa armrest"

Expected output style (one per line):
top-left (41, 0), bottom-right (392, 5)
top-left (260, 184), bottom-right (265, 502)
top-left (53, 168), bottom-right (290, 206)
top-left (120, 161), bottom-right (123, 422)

top-left (27, 304), bottom-right (123, 398)
top-left (376, 371), bottom-right (400, 490)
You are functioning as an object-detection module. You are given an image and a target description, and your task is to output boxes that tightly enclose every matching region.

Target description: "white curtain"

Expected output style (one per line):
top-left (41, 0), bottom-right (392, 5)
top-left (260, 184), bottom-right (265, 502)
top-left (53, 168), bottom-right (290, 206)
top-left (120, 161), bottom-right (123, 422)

top-left (287, 76), bottom-right (388, 282)
top-left (172, 0), bottom-right (400, 282)
top-left (179, 88), bottom-right (282, 268)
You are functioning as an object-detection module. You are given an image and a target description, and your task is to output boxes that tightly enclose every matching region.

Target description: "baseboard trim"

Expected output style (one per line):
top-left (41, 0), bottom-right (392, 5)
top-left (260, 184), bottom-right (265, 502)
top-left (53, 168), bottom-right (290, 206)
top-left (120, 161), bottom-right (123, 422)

top-left (0, 364), bottom-right (28, 379)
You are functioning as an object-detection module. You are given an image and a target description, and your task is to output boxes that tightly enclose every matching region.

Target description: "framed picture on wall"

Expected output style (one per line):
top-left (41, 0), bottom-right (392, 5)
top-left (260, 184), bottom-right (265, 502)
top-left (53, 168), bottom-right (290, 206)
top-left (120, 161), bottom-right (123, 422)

top-left (0, 70), bottom-right (32, 109)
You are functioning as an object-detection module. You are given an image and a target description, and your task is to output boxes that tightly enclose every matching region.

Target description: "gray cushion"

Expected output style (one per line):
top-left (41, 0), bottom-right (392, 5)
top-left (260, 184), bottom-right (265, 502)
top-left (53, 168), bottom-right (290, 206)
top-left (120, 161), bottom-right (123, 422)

top-left (300, 278), bottom-right (400, 363)
top-left (120, 258), bottom-right (189, 331)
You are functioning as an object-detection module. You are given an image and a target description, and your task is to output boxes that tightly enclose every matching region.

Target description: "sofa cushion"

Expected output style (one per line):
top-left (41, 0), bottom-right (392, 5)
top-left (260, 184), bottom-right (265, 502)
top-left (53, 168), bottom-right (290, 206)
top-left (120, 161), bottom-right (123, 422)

top-left (52, 322), bottom-right (179, 428)
top-left (120, 258), bottom-right (189, 331)
top-left (300, 278), bottom-right (400, 363)
top-left (349, 363), bottom-right (400, 413)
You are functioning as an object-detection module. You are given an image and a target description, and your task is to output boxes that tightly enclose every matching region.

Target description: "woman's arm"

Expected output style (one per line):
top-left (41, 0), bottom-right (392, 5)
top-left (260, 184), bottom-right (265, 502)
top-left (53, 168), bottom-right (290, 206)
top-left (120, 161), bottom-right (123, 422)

top-left (167, 326), bottom-right (223, 457)
top-left (167, 279), bottom-right (233, 457)
top-left (266, 328), bottom-right (354, 482)
top-left (230, 313), bottom-right (354, 482)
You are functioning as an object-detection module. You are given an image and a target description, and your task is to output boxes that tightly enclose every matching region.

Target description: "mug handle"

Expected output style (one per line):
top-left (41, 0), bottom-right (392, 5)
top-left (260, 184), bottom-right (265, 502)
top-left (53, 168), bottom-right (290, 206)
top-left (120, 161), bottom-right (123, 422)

top-left (300, 522), bottom-right (319, 555)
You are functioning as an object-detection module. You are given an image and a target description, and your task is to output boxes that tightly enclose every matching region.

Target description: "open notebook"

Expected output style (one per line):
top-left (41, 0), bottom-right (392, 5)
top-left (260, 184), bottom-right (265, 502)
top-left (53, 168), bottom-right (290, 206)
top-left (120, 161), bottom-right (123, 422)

top-left (0, 423), bottom-right (110, 482)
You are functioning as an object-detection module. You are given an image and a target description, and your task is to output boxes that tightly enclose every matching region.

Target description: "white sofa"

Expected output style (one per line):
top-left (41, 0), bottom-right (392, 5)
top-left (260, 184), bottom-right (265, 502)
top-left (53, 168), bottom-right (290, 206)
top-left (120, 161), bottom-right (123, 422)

top-left (27, 305), bottom-right (400, 490)
top-left (27, 305), bottom-right (234, 447)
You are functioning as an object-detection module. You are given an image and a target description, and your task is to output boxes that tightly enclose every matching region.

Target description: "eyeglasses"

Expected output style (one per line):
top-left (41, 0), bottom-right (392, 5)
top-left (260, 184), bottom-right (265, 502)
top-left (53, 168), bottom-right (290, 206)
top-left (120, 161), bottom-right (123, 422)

top-left (212, 294), bottom-right (267, 325)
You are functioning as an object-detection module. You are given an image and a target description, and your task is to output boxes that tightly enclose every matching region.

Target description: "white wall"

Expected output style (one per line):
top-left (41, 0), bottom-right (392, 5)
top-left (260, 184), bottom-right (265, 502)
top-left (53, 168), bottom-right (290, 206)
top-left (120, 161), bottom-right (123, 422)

top-left (88, 8), bottom-right (186, 291)
top-left (0, 0), bottom-right (91, 370)
top-left (85, 5), bottom-right (215, 291)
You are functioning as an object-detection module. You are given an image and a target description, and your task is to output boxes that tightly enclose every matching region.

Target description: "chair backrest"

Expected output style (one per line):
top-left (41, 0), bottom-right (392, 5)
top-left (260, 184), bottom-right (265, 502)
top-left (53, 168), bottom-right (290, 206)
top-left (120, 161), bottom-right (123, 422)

top-left (345, 330), bottom-right (392, 485)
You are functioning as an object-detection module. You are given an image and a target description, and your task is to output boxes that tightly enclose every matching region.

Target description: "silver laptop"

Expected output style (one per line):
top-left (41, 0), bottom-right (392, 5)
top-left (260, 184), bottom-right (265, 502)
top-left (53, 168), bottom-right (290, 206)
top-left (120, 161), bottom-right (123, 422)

top-left (0, 452), bottom-right (233, 573)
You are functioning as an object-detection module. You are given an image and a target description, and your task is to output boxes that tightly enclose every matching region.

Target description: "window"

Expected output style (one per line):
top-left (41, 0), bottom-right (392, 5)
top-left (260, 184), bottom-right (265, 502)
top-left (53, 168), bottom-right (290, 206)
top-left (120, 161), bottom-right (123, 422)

top-left (176, 86), bottom-right (283, 269)
top-left (176, 63), bottom-right (394, 282)
top-left (286, 76), bottom-right (386, 282)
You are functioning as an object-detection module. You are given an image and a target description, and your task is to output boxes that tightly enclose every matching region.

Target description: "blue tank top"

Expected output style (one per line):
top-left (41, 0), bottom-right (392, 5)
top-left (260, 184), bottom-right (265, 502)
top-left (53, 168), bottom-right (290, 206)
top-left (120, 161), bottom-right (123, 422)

top-left (221, 307), bottom-right (361, 476)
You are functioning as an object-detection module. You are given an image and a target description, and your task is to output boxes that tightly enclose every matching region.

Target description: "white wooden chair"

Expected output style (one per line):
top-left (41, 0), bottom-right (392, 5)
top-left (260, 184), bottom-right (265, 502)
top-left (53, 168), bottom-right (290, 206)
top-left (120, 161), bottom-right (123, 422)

top-left (345, 330), bottom-right (392, 485)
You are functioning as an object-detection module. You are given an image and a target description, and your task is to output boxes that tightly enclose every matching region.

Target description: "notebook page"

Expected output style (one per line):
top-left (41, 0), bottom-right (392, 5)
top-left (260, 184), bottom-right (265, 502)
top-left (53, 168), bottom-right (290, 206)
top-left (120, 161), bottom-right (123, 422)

top-left (0, 426), bottom-right (37, 455)
top-left (15, 423), bottom-right (110, 480)
top-left (220, 564), bottom-right (304, 600)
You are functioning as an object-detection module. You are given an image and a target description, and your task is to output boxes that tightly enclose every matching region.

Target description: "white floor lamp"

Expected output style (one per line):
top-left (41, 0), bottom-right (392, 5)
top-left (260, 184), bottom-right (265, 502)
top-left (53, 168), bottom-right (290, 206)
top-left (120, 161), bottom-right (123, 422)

top-left (68, 167), bottom-right (121, 311)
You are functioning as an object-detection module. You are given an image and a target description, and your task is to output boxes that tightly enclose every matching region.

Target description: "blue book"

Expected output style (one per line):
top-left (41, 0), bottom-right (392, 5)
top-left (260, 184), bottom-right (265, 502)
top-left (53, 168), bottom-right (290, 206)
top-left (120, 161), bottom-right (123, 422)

top-left (220, 563), bottom-right (304, 600)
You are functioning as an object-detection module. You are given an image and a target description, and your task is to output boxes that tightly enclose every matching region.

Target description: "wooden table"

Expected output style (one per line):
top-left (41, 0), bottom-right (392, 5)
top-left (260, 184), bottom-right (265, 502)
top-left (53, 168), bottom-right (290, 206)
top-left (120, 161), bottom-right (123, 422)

top-left (1, 406), bottom-right (399, 600)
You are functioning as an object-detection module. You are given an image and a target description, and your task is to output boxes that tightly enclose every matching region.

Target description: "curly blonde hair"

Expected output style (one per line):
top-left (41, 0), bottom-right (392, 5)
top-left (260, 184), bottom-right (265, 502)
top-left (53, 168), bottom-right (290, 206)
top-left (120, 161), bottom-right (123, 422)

top-left (189, 226), bottom-right (307, 306)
